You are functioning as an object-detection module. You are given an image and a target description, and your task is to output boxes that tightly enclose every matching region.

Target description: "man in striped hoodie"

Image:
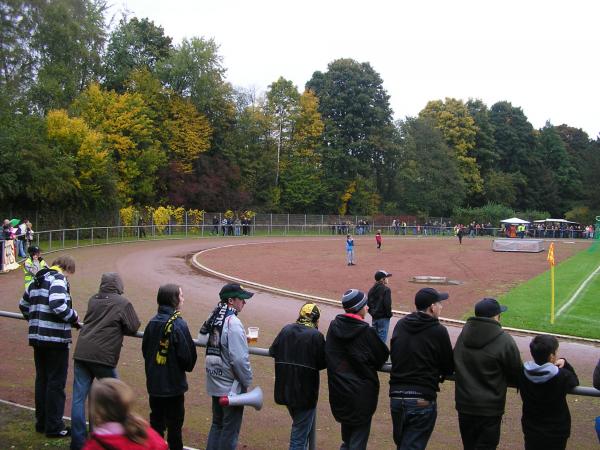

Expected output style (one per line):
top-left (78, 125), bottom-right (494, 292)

top-left (19, 255), bottom-right (80, 438)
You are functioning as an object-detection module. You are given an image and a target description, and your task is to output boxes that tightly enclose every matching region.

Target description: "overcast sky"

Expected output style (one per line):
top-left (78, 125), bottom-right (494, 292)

top-left (115, 0), bottom-right (599, 138)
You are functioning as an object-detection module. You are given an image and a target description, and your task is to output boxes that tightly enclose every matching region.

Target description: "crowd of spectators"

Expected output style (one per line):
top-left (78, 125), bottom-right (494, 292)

top-left (16, 255), bottom-right (599, 449)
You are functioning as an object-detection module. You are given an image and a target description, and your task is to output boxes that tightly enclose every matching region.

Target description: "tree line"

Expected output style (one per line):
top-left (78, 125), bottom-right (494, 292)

top-left (1, 0), bottom-right (599, 225)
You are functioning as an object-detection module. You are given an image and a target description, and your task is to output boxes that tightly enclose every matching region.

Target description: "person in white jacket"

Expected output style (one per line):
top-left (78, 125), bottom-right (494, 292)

top-left (200, 283), bottom-right (254, 450)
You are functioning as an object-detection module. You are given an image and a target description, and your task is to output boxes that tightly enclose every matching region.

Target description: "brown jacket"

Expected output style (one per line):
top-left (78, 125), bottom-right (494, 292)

top-left (73, 273), bottom-right (140, 367)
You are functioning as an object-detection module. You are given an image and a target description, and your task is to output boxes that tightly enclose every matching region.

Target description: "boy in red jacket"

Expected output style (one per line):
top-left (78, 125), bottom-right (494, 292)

top-left (375, 230), bottom-right (382, 249)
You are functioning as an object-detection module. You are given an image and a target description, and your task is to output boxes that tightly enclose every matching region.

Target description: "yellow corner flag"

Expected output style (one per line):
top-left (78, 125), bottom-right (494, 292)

top-left (548, 242), bottom-right (555, 324)
top-left (547, 242), bottom-right (555, 266)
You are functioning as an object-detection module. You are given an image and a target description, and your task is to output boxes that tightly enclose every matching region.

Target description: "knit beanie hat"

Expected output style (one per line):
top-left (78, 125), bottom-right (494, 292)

top-left (342, 289), bottom-right (367, 312)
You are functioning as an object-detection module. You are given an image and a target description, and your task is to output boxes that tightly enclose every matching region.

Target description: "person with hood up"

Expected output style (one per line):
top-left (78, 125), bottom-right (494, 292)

top-left (325, 289), bottom-right (389, 450)
top-left (453, 297), bottom-right (522, 450)
top-left (389, 287), bottom-right (454, 450)
top-left (518, 335), bottom-right (579, 450)
top-left (367, 270), bottom-right (393, 343)
top-left (70, 272), bottom-right (141, 450)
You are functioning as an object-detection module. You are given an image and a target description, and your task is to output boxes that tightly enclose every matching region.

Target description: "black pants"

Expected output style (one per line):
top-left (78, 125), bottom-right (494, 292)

top-left (524, 433), bottom-right (568, 450)
top-left (458, 413), bottom-right (502, 450)
top-left (33, 345), bottom-right (69, 434)
top-left (149, 394), bottom-right (185, 450)
top-left (340, 420), bottom-right (372, 450)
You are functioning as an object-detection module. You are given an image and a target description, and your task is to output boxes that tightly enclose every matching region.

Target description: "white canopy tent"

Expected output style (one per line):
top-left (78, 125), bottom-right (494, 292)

top-left (500, 217), bottom-right (530, 224)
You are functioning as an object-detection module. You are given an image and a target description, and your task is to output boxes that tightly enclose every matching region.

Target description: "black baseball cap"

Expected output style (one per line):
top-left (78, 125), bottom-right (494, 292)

top-left (415, 287), bottom-right (449, 310)
top-left (219, 283), bottom-right (254, 301)
top-left (374, 270), bottom-right (392, 281)
top-left (474, 298), bottom-right (507, 318)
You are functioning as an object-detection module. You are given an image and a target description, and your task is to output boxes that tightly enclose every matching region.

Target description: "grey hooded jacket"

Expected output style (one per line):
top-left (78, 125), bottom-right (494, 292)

top-left (73, 272), bottom-right (140, 367)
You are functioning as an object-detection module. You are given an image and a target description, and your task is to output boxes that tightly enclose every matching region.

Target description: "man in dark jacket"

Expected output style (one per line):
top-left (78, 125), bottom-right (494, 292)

top-left (367, 270), bottom-right (393, 343)
top-left (269, 303), bottom-right (327, 450)
top-left (454, 297), bottom-right (522, 450)
top-left (326, 289), bottom-right (389, 450)
top-left (19, 255), bottom-right (80, 438)
top-left (389, 287), bottom-right (454, 449)
top-left (142, 284), bottom-right (197, 450)
top-left (519, 334), bottom-right (579, 450)
top-left (70, 272), bottom-right (141, 450)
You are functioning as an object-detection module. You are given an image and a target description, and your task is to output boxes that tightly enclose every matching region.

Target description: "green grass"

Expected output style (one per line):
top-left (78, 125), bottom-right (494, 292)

top-left (0, 402), bottom-right (70, 449)
top-left (499, 242), bottom-right (600, 339)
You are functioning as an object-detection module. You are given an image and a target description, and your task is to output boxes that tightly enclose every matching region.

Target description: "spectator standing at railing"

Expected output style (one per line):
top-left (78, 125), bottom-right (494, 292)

top-left (70, 272), bottom-right (141, 450)
top-left (25, 220), bottom-right (35, 249)
top-left (200, 283), bottom-right (255, 450)
top-left (142, 284), bottom-right (197, 450)
top-left (19, 255), bottom-right (80, 438)
top-left (1, 218), bottom-right (10, 239)
top-left (367, 270), bottom-right (392, 343)
top-left (326, 289), bottom-right (389, 450)
top-left (518, 335), bottom-right (579, 450)
top-left (453, 298), bottom-right (522, 450)
top-left (269, 303), bottom-right (326, 450)
top-left (389, 287), bottom-right (454, 450)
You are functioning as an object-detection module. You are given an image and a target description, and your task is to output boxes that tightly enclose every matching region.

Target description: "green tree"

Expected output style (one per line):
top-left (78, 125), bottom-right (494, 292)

top-left (395, 117), bottom-right (465, 216)
top-left (104, 16), bottom-right (172, 92)
top-left (420, 97), bottom-right (483, 197)
top-left (158, 37), bottom-right (235, 152)
top-left (306, 58), bottom-right (396, 212)
top-left (29, 0), bottom-right (107, 112)
top-left (279, 89), bottom-right (325, 212)
top-left (265, 77), bottom-right (300, 187)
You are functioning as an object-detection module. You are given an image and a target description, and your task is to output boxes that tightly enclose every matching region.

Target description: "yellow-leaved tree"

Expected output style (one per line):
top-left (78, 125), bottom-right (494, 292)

top-left (46, 109), bottom-right (116, 211)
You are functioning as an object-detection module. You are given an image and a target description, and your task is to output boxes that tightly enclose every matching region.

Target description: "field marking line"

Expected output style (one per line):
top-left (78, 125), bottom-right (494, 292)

top-left (0, 398), bottom-right (200, 450)
top-left (556, 262), bottom-right (600, 318)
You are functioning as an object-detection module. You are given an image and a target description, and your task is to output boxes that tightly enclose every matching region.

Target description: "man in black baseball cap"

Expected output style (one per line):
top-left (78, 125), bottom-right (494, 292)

top-left (367, 270), bottom-right (393, 343)
top-left (389, 287), bottom-right (453, 449)
top-left (200, 282), bottom-right (255, 449)
top-left (325, 289), bottom-right (389, 449)
top-left (454, 297), bottom-right (522, 450)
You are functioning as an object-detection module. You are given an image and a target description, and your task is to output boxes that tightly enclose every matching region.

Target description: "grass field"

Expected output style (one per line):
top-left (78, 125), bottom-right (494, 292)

top-left (499, 242), bottom-right (600, 339)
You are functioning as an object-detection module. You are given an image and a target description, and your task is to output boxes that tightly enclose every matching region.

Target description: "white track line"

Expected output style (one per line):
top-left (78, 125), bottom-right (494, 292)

top-left (556, 262), bottom-right (600, 318)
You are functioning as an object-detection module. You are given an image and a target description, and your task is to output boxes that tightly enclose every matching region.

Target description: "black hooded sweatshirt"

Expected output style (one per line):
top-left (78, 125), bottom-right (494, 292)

top-left (325, 314), bottom-right (389, 426)
top-left (389, 311), bottom-right (453, 400)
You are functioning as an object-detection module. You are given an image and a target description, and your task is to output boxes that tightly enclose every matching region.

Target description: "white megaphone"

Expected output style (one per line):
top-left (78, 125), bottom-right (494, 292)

top-left (219, 386), bottom-right (263, 411)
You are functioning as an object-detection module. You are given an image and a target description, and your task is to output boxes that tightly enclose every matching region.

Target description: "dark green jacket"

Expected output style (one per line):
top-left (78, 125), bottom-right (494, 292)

top-left (454, 317), bottom-right (522, 416)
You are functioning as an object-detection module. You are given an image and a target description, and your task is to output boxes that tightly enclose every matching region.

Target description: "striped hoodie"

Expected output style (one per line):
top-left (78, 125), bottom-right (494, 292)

top-left (19, 266), bottom-right (79, 347)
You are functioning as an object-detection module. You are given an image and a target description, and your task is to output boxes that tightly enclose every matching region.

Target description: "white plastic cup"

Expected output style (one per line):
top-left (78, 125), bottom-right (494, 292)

top-left (247, 326), bottom-right (259, 344)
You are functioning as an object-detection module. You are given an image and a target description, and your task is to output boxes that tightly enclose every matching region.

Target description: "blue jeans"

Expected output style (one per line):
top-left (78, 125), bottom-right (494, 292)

top-left (347, 249), bottom-right (354, 264)
top-left (286, 406), bottom-right (316, 450)
top-left (17, 239), bottom-right (26, 257)
top-left (390, 398), bottom-right (437, 450)
top-left (372, 318), bottom-right (390, 343)
top-left (207, 396), bottom-right (244, 450)
top-left (70, 361), bottom-right (117, 450)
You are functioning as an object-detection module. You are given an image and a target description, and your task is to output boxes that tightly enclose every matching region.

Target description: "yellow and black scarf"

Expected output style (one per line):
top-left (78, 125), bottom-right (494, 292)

top-left (156, 310), bottom-right (181, 365)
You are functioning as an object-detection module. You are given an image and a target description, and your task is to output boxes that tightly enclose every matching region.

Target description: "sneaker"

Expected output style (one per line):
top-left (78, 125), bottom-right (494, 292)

top-left (46, 427), bottom-right (71, 438)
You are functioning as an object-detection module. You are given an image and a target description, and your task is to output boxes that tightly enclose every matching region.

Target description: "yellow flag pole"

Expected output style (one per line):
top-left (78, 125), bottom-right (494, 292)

top-left (550, 265), bottom-right (555, 324)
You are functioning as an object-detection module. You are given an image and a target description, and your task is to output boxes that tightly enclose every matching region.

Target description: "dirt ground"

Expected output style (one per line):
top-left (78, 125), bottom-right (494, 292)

top-left (0, 235), bottom-right (598, 449)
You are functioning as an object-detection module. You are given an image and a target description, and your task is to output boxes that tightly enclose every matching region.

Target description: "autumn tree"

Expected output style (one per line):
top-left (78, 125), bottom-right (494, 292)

top-left (419, 98), bottom-right (483, 198)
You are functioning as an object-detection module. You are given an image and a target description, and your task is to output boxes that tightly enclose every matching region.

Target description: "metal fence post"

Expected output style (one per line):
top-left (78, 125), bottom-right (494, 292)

top-left (91, 227), bottom-right (94, 246)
